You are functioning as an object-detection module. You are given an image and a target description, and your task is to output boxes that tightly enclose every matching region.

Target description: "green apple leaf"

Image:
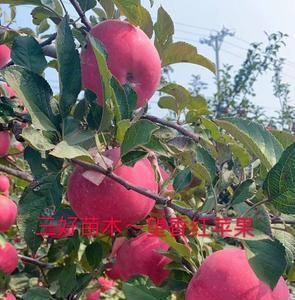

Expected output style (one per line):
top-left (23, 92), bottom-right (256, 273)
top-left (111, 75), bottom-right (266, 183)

top-left (245, 239), bottom-right (287, 289)
top-left (56, 17), bottom-right (81, 117)
top-left (114, 0), bottom-right (153, 38)
top-left (154, 6), bottom-right (174, 55)
top-left (23, 287), bottom-right (54, 300)
top-left (263, 143), bottom-right (295, 214)
top-left (99, 0), bottom-right (115, 18)
top-left (121, 119), bottom-right (159, 157)
top-left (216, 118), bottom-right (283, 170)
top-left (232, 179), bottom-right (256, 205)
top-left (161, 42), bottom-right (216, 74)
top-left (18, 174), bottom-right (63, 252)
top-left (21, 127), bottom-right (56, 151)
top-left (11, 36), bottom-right (47, 74)
top-left (173, 167), bottom-right (192, 192)
top-left (0, 66), bottom-right (59, 132)
top-left (50, 141), bottom-right (94, 162)
top-left (270, 130), bottom-right (295, 149)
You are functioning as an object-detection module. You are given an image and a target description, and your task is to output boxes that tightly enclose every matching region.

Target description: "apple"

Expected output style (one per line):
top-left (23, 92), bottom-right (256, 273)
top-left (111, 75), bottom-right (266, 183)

top-left (67, 148), bottom-right (157, 231)
top-left (0, 131), bottom-right (10, 157)
top-left (85, 290), bottom-right (101, 300)
top-left (107, 232), bottom-right (171, 285)
top-left (97, 276), bottom-right (115, 292)
top-left (185, 248), bottom-right (290, 300)
top-left (0, 45), bottom-right (10, 69)
top-left (81, 19), bottom-right (161, 108)
top-left (3, 293), bottom-right (16, 300)
top-left (0, 195), bottom-right (17, 232)
top-left (0, 242), bottom-right (18, 275)
top-left (0, 175), bottom-right (9, 195)
top-left (14, 142), bottom-right (24, 153)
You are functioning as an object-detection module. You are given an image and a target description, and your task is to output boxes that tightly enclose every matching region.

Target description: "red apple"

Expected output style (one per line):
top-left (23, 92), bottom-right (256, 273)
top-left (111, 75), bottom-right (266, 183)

top-left (0, 195), bottom-right (17, 232)
top-left (0, 131), bottom-right (10, 157)
top-left (185, 248), bottom-right (290, 300)
top-left (0, 45), bottom-right (10, 69)
top-left (67, 148), bottom-right (157, 231)
top-left (0, 242), bottom-right (18, 275)
top-left (14, 142), bottom-right (24, 153)
top-left (85, 289), bottom-right (101, 300)
top-left (0, 82), bottom-right (16, 98)
top-left (107, 233), bottom-right (171, 285)
top-left (97, 276), bottom-right (115, 292)
top-left (0, 175), bottom-right (9, 195)
top-left (3, 293), bottom-right (16, 300)
top-left (81, 20), bottom-right (161, 108)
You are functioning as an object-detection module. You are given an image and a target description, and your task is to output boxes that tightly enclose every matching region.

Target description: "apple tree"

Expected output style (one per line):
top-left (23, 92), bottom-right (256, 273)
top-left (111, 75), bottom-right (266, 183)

top-left (0, 0), bottom-right (294, 299)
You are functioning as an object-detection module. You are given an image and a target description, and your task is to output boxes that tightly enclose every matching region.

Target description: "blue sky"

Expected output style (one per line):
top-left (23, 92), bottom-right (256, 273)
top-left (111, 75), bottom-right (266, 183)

top-left (6, 0), bottom-right (295, 117)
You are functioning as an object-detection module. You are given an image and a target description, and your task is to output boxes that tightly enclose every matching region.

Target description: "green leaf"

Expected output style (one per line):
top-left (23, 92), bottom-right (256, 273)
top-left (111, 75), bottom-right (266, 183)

top-left (273, 228), bottom-right (295, 269)
top-left (56, 263), bottom-right (77, 298)
top-left (99, 0), bottom-right (115, 18)
top-left (195, 145), bottom-right (217, 183)
top-left (245, 239), bottom-right (287, 289)
top-left (85, 241), bottom-right (103, 269)
top-left (270, 130), bottom-right (295, 149)
top-left (161, 42), bottom-right (216, 74)
top-left (232, 179), bottom-right (256, 205)
top-left (173, 167), bottom-right (192, 192)
top-left (23, 287), bottom-right (54, 300)
top-left (77, 0), bottom-right (96, 11)
top-left (21, 127), bottom-right (56, 151)
top-left (158, 96), bottom-right (178, 113)
top-left (88, 35), bottom-right (113, 102)
top-left (121, 119), bottom-right (159, 157)
top-left (31, 7), bottom-right (56, 25)
top-left (18, 174), bottom-right (63, 252)
top-left (229, 142), bottom-right (251, 168)
top-left (50, 141), bottom-right (93, 162)
top-left (123, 282), bottom-right (170, 300)
top-left (57, 17), bottom-right (81, 117)
top-left (116, 119), bottom-right (131, 143)
top-left (24, 147), bottom-right (63, 179)
top-left (0, 66), bottom-right (58, 131)
top-left (233, 202), bottom-right (272, 237)
top-left (114, 0), bottom-right (153, 38)
top-left (121, 150), bottom-right (147, 166)
top-left (63, 117), bottom-right (94, 146)
top-left (41, 0), bottom-right (63, 15)
top-left (216, 118), bottom-right (283, 170)
top-left (11, 36), bottom-right (47, 74)
top-left (154, 6), bottom-right (174, 55)
top-left (159, 83), bottom-right (192, 112)
top-left (263, 143), bottom-right (295, 214)
top-left (111, 77), bottom-right (135, 119)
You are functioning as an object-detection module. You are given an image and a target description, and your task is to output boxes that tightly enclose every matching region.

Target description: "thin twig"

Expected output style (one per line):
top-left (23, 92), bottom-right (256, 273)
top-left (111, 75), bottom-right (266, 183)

top-left (142, 114), bottom-right (201, 144)
top-left (68, 0), bottom-right (91, 31)
top-left (39, 33), bottom-right (57, 47)
top-left (18, 255), bottom-right (54, 269)
top-left (242, 199), bottom-right (269, 217)
top-left (0, 164), bottom-right (33, 182)
top-left (72, 159), bottom-right (214, 220)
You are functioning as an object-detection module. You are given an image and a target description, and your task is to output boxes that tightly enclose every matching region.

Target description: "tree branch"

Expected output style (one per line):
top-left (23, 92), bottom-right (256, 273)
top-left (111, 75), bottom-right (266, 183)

top-left (142, 115), bottom-right (201, 144)
top-left (72, 159), bottom-right (214, 221)
top-left (68, 0), bottom-right (91, 31)
top-left (18, 255), bottom-right (54, 269)
top-left (0, 164), bottom-right (33, 182)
